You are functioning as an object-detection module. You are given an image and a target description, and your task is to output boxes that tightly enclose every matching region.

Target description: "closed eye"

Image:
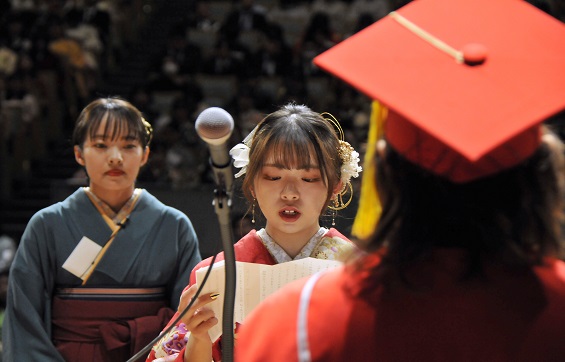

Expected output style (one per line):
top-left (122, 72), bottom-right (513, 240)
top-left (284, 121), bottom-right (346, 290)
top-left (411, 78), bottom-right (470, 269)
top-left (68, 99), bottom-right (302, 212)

top-left (264, 175), bottom-right (281, 181)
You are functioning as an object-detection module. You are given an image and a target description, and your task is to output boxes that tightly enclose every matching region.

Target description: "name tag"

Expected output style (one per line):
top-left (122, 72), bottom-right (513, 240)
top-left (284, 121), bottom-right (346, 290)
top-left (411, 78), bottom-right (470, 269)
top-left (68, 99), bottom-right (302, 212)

top-left (62, 236), bottom-right (102, 280)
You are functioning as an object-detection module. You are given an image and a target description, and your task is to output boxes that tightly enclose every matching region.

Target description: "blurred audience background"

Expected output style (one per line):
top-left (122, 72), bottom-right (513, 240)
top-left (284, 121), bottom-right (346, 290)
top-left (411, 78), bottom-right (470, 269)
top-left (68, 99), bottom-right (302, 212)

top-left (1, 0), bottom-right (563, 254)
top-left (1, 0), bottom-right (390, 255)
top-left (0, 3), bottom-right (563, 357)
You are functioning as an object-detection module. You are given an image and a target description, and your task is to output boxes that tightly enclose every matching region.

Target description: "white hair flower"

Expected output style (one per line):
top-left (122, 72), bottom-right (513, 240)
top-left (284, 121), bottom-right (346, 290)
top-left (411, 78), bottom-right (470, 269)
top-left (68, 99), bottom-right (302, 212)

top-left (229, 143), bottom-right (250, 178)
top-left (229, 127), bottom-right (256, 178)
top-left (338, 141), bottom-right (362, 186)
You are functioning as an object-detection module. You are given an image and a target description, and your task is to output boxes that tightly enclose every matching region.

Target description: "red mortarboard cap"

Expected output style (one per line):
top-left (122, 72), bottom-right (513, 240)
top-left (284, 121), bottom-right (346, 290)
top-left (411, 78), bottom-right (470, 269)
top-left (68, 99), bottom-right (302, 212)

top-left (314, 0), bottom-right (565, 182)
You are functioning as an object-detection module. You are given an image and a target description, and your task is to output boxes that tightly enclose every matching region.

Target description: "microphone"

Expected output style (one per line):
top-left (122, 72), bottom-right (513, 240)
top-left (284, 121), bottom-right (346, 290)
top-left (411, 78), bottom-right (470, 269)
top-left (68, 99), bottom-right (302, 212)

top-left (195, 107), bottom-right (235, 196)
top-left (196, 106), bottom-right (237, 362)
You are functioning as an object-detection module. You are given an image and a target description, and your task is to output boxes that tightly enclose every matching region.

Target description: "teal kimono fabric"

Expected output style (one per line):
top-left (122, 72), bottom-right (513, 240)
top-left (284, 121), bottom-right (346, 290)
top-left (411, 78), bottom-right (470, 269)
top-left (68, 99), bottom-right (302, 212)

top-left (2, 188), bottom-right (201, 361)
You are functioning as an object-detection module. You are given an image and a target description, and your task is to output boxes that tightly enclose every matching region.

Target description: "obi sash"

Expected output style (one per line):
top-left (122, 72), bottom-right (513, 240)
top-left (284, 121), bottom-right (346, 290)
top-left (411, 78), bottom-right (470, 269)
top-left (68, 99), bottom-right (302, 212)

top-left (52, 286), bottom-right (174, 362)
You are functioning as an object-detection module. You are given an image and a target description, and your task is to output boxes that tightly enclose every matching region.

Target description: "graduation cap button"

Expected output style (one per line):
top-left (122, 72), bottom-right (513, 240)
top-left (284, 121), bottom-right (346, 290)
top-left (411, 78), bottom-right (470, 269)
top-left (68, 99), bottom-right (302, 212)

top-left (462, 43), bottom-right (487, 66)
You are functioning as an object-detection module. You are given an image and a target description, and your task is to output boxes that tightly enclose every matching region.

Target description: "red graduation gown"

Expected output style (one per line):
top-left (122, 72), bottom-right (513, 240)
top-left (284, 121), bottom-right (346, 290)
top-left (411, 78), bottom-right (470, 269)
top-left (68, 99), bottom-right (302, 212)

top-left (236, 251), bottom-right (565, 362)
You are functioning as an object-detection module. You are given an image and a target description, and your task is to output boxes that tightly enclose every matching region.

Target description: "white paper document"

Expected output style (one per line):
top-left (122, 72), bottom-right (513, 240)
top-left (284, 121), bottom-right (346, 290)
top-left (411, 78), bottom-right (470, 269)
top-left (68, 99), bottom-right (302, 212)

top-left (62, 236), bottom-right (102, 280)
top-left (195, 257), bottom-right (342, 342)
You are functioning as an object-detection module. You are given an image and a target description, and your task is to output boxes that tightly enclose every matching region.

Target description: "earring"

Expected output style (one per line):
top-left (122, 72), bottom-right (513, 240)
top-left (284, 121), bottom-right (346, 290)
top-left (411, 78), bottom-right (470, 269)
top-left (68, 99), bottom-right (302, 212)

top-left (329, 182), bottom-right (354, 227)
top-left (328, 182), bottom-right (354, 211)
top-left (251, 198), bottom-right (256, 224)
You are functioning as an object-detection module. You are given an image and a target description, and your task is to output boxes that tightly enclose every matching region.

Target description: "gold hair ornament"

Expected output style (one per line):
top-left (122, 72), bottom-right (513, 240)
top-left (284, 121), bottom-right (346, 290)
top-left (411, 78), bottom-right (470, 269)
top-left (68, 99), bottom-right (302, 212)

top-left (321, 112), bottom-right (362, 211)
top-left (329, 181), bottom-right (353, 211)
top-left (142, 117), bottom-right (153, 146)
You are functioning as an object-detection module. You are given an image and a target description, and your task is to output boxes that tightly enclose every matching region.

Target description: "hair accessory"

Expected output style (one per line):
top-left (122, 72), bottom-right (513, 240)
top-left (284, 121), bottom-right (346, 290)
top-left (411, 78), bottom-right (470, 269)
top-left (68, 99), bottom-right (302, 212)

top-left (329, 181), bottom-right (353, 211)
top-left (229, 127), bottom-right (257, 178)
top-left (142, 117), bottom-right (153, 146)
top-left (337, 140), bottom-right (362, 187)
top-left (324, 111), bottom-right (360, 212)
top-left (321, 112), bottom-right (362, 188)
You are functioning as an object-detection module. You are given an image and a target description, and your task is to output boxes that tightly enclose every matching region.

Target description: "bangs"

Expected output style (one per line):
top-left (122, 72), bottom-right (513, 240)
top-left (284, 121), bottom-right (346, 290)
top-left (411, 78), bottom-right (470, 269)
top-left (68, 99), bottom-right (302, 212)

top-left (264, 129), bottom-right (319, 169)
top-left (88, 107), bottom-right (143, 142)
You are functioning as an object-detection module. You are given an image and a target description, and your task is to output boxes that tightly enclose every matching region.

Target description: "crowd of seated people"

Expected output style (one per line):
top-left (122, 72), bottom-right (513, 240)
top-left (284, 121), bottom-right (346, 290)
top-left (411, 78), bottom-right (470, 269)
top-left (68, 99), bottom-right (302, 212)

top-left (135, 0), bottom-right (389, 189)
top-left (1, 0), bottom-right (388, 195)
top-left (4, 0), bottom-right (562, 195)
top-left (0, 0), bottom-right (152, 198)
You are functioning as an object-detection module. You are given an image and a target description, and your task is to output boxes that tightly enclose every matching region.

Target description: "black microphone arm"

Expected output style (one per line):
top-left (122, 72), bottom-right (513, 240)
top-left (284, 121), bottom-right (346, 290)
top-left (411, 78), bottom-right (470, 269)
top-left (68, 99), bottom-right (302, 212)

top-left (195, 107), bottom-right (236, 362)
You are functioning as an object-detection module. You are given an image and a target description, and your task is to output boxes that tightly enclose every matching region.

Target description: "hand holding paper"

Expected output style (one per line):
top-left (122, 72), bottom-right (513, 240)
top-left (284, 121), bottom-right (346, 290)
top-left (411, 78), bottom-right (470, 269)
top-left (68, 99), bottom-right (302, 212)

top-left (195, 257), bottom-right (342, 342)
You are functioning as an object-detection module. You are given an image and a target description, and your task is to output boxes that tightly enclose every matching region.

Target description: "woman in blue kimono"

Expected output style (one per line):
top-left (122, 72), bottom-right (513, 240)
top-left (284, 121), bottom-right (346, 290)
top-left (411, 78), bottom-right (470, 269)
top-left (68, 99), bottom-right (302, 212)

top-left (2, 97), bottom-right (202, 361)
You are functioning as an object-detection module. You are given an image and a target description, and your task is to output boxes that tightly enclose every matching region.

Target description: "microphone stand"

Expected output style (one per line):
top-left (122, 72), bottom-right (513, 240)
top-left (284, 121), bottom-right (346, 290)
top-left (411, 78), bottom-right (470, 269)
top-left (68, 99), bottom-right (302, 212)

top-left (209, 160), bottom-right (236, 362)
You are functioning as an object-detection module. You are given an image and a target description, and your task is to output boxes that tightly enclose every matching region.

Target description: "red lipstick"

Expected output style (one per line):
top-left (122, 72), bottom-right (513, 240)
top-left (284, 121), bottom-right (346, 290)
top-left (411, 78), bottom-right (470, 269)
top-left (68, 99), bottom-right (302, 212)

top-left (279, 207), bottom-right (300, 222)
top-left (106, 169), bottom-right (125, 176)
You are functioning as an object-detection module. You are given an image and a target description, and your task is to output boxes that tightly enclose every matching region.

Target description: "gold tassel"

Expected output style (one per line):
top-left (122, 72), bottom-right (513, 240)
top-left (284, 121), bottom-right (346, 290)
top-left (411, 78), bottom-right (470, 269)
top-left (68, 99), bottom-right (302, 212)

top-left (351, 101), bottom-right (386, 240)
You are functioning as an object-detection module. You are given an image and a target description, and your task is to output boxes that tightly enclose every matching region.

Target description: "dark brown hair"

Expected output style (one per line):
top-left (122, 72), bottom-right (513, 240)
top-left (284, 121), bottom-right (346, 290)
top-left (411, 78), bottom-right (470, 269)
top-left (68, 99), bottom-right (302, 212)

top-left (72, 97), bottom-right (152, 149)
top-left (365, 126), bottom-right (565, 282)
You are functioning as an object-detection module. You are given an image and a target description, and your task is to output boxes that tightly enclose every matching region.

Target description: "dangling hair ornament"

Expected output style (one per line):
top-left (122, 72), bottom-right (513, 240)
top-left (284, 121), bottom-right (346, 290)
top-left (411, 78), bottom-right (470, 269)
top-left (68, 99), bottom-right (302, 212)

top-left (321, 112), bottom-right (362, 211)
top-left (142, 117), bottom-right (153, 146)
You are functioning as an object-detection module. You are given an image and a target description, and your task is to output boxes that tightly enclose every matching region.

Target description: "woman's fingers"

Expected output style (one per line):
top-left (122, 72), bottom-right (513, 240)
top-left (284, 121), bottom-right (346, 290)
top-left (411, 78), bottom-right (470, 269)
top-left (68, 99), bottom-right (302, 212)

top-left (177, 284), bottom-right (199, 313)
top-left (178, 287), bottom-right (220, 328)
top-left (185, 307), bottom-right (218, 334)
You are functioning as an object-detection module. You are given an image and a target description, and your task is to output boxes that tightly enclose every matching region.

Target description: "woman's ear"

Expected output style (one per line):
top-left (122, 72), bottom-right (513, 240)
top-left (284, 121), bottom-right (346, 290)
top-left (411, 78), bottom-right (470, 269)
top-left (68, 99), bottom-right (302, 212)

top-left (332, 180), bottom-right (344, 198)
top-left (141, 147), bottom-right (150, 166)
top-left (74, 145), bottom-right (85, 166)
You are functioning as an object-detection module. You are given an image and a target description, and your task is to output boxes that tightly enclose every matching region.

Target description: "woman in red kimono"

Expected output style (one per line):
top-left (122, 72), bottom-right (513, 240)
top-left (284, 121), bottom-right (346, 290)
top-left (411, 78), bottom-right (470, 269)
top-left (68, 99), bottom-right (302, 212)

top-left (146, 103), bottom-right (362, 361)
top-left (234, 0), bottom-right (565, 360)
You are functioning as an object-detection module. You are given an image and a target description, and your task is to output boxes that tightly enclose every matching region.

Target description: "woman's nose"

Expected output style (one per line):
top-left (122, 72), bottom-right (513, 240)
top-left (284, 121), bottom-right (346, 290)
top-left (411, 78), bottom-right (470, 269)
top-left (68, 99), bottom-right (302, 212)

top-left (108, 147), bottom-right (123, 164)
top-left (281, 182), bottom-right (299, 200)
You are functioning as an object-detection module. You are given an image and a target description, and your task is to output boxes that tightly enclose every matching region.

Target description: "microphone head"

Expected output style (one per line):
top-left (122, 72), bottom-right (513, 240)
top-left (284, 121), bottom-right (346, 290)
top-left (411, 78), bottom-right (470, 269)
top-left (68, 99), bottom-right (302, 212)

top-left (195, 107), bottom-right (235, 145)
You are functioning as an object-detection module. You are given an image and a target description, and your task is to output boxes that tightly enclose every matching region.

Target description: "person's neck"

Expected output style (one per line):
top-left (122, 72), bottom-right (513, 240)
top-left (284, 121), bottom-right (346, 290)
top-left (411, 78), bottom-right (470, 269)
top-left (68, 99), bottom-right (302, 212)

top-left (265, 224), bottom-right (321, 259)
top-left (87, 186), bottom-right (135, 212)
